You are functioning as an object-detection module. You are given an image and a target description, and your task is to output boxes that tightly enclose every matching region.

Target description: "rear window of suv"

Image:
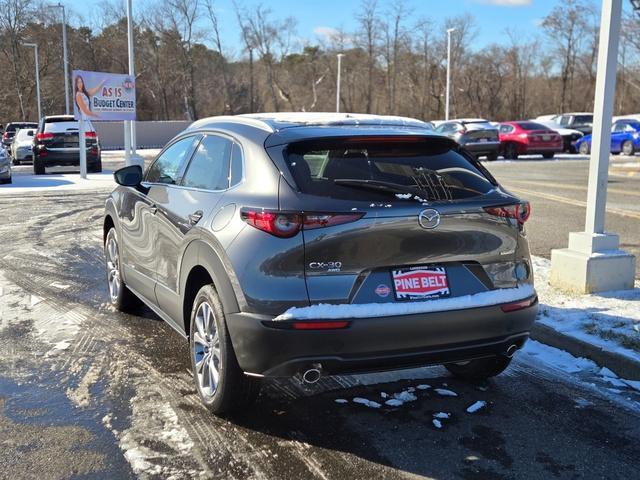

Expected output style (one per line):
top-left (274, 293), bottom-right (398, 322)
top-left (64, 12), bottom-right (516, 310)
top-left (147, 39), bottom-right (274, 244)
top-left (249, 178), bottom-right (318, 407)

top-left (285, 136), bottom-right (497, 202)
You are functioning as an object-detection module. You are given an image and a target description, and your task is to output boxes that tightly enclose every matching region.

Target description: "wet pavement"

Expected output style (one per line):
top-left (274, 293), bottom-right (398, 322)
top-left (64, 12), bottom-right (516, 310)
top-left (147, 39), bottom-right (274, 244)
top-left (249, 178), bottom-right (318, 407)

top-left (1, 165), bottom-right (639, 479)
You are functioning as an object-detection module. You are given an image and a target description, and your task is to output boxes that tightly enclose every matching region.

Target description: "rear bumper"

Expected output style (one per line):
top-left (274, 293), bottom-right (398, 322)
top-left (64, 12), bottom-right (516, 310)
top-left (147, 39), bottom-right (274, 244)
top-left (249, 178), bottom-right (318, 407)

top-left (227, 295), bottom-right (538, 377)
top-left (463, 142), bottom-right (500, 156)
top-left (523, 145), bottom-right (563, 154)
top-left (35, 150), bottom-right (101, 166)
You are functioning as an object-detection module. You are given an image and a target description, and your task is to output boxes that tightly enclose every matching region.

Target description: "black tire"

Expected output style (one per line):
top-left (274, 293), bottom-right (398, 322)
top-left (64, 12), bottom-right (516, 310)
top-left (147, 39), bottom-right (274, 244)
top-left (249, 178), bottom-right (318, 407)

top-left (579, 141), bottom-right (590, 155)
top-left (542, 152), bottom-right (555, 159)
top-left (485, 151), bottom-right (498, 161)
top-left (0, 177), bottom-right (11, 185)
top-left (504, 143), bottom-right (518, 160)
top-left (33, 157), bottom-right (45, 175)
top-left (12, 159), bottom-right (20, 166)
top-left (104, 227), bottom-right (140, 312)
top-left (89, 163), bottom-right (103, 173)
top-left (445, 355), bottom-right (512, 380)
top-left (622, 140), bottom-right (635, 156)
top-left (190, 284), bottom-right (260, 414)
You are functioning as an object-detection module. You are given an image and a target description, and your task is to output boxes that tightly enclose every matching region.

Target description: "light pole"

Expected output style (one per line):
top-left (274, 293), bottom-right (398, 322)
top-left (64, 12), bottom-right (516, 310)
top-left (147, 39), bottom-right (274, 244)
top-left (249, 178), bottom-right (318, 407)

top-left (125, 0), bottom-right (142, 167)
top-left (336, 53), bottom-right (344, 113)
top-left (550, 0), bottom-right (635, 293)
top-left (23, 43), bottom-right (42, 121)
top-left (445, 28), bottom-right (455, 121)
top-left (48, 3), bottom-right (70, 115)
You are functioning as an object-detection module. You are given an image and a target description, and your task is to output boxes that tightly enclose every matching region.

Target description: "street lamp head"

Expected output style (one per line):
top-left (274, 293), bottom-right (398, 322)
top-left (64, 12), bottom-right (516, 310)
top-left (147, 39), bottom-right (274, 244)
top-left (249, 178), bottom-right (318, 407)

top-left (447, 28), bottom-right (456, 34)
top-left (22, 42), bottom-right (37, 48)
top-left (337, 53), bottom-right (344, 58)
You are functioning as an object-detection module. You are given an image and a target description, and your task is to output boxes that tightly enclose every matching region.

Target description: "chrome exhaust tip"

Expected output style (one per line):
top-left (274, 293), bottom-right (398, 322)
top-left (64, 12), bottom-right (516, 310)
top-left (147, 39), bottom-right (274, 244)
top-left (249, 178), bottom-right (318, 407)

top-left (302, 366), bottom-right (322, 384)
top-left (505, 344), bottom-right (518, 358)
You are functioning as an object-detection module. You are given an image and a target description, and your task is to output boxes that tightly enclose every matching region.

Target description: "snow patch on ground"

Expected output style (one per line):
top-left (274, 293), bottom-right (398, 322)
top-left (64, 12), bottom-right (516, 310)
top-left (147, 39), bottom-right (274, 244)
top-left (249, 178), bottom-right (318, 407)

top-left (66, 363), bottom-right (102, 408)
top-left (466, 401), bottom-right (487, 413)
top-left (532, 256), bottom-right (640, 362)
top-left (432, 419), bottom-right (442, 429)
top-left (353, 397), bottom-right (382, 408)
top-left (434, 388), bottom-right (458, 397)
top-left (275, 285), bottom-right (535, 321)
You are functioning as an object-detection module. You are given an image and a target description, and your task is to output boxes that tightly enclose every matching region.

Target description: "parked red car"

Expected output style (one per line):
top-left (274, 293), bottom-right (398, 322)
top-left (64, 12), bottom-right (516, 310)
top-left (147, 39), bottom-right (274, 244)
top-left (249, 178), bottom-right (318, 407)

top-left (498, 121), bottom-right (563, 159)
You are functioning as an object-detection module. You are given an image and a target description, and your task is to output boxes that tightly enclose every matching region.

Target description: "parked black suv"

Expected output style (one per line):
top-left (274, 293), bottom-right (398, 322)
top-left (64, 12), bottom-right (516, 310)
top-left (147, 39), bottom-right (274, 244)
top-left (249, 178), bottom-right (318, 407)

top-left (33, 115), bottom-right (102, 174)
top-left (104, 113), bottom-right (537, 413)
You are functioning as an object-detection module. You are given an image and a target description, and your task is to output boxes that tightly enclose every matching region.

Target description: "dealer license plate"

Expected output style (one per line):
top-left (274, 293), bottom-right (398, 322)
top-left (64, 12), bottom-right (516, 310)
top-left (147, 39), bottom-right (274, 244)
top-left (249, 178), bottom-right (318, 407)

top-left (391, 266), bottom-right (450, 301)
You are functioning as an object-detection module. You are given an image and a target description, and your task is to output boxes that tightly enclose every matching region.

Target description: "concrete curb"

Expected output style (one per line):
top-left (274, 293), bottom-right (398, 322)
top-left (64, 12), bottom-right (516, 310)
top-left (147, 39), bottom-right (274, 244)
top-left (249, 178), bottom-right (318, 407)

top-left (531, 323), bottom-right (640, 381)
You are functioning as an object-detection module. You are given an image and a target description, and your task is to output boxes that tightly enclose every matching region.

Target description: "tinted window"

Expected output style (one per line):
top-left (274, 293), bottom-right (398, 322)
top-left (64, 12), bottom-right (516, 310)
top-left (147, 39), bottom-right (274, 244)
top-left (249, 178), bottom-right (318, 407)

top-left (285, 137), bottom-right (496, 202)
top-left (230, 143), bottom-right (243, 187)
top-left (7, 123), bottom-right (37, 132)
top-left (613, 123), bottom-right (625, 132)
top-left (574, 115), bottom-right (593, 124)
top-left (182, 135), bottom-right (232, 190)
top-left (558, 116), bottom-right (570, 126)
top-left (499, 125), bottom-right (513, 133)
top-left (146, 136), bottom-right (199, 184)
top-left (517, 122), bottom-right (548, 131)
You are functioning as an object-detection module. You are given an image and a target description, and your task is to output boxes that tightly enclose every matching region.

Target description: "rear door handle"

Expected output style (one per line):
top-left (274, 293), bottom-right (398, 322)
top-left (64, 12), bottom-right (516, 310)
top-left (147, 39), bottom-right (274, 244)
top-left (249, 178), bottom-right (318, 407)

top-left (188, 210), bottom-right (203, 225)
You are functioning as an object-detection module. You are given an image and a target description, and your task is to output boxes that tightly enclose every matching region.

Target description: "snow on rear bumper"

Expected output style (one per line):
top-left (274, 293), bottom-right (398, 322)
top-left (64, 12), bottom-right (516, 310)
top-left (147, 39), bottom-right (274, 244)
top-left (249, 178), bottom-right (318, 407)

top-left (274, 284), bottom-right (536, 321)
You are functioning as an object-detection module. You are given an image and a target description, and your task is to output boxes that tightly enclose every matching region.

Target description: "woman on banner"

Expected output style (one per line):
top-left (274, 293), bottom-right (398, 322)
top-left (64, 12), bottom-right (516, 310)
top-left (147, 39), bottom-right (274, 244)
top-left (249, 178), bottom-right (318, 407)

top-left (75, 75), bottom-right (105, 119)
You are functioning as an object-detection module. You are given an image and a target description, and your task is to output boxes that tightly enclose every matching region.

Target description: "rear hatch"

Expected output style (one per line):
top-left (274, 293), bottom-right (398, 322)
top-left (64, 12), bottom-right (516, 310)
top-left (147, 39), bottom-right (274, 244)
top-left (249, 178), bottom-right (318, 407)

top-left (42, 119), bottom-right (97, 148)
top-left (277, 135), bottom-right (526, 305)
top-left (461, 122), bottom-right (499, 143)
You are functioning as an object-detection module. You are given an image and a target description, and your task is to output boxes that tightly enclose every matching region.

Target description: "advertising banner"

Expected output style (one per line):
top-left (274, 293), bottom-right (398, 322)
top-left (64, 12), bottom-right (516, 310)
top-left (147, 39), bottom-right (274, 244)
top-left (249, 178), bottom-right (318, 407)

top-left (72, 70), bottom-right (136, 122)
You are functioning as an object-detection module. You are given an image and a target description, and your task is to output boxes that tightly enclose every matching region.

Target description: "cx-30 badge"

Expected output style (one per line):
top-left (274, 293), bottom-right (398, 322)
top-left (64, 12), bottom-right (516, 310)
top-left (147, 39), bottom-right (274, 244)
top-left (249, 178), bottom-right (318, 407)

top-left (418, 209), bottom-right (440, 229)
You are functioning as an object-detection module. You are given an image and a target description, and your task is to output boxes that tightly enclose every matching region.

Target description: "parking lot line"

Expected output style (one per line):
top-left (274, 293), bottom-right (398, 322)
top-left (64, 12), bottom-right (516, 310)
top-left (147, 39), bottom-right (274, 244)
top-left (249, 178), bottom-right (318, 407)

top-left (508, 186), bottom-right (640, 220)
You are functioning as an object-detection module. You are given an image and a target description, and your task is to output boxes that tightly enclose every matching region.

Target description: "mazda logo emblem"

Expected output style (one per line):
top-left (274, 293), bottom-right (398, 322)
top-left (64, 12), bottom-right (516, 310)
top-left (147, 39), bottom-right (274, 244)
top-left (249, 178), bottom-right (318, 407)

top-left (418, 209), bottom-right (440, 229)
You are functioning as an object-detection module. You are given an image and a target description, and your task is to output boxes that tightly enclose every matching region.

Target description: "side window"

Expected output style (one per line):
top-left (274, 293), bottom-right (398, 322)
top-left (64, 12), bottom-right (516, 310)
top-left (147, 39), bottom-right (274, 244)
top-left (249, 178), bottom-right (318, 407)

top-left (612, 123), bottom-right (624, 132)
top-left (558, 116), bottom-right (570, 126)
top-left (182, 134), bottom-right (232, 190)
top-left (499, 125), bottom-right (511, 134)
top-left (146, 136), bottom-right (199, 184)
top-left (230, 143), bottom-right (244, 187)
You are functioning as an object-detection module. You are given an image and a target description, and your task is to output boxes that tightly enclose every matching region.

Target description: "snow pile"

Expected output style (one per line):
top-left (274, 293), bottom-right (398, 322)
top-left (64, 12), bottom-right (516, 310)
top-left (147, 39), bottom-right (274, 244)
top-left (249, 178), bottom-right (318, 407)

top-left (352, 397), bottom-right (382, 408)
top-left (275, 284), bottom-right (535, 321)
top-left (466, 401), bottom-right (487, 413)
top-left (532, 256), bottom-right (640, 362)
top-left (434, 388), bottom-right (458, 397)
top-left (432, 419), bottom-right (443, 429)
top-left (433, 412), bottom-right (451, 419)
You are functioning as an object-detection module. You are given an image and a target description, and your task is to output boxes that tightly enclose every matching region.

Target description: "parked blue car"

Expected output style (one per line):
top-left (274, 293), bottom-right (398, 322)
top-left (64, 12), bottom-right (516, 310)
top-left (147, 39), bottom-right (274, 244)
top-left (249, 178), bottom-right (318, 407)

top-left (576, 119), bottom-right (640, 155)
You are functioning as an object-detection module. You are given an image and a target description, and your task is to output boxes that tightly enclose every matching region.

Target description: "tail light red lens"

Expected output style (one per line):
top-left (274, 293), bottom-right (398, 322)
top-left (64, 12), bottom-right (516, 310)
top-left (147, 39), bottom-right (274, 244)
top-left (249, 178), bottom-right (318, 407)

top-left (303, 213), bottom-right (365, 229)
top-left (85, 131), bottom-right (97, 139)
top-left (2, 132), bottom-right (8, 140)
top-left (241, 210), bottom-right (302, 238)
top-left (241, 209), bottom-right (364, 238)
top-left (484, 202), bottom-right (531, 224)
top-left (35, 132), bottom-right (54, 141)
top-left (500, 296), bottom-right (536, 313)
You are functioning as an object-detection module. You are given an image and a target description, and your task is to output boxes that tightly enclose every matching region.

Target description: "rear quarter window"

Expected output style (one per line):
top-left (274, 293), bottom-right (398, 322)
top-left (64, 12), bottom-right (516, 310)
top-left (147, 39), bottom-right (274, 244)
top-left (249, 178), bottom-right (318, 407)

top-left (285, 137), bottom-right (497, 202)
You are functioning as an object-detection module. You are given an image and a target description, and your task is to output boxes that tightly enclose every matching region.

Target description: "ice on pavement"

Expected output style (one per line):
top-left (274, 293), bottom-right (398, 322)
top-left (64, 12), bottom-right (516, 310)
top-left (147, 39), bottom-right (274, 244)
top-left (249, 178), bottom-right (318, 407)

top-left (353, 397), bottom-right (382, 408)
top-left (275, 284), bottom-right (535, 320)
top-left (334, 399), bottom-right (348, 404)
top-left (385, 399), bottom-right (404, 407)
top-left (416, 384), bottom-right (431, 390)
top-left (466, 401), bottom-right (487, 413)
top-left (435, 388), bottom-right (458, 397)
top-left (432, 419), bottom-right (442, 429)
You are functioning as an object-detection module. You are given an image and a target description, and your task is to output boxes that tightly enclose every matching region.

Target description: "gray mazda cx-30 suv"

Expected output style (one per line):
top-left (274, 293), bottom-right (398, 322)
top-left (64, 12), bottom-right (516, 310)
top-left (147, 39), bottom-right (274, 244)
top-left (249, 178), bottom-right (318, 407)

top-left (104, 113), bottom-right (538, 413)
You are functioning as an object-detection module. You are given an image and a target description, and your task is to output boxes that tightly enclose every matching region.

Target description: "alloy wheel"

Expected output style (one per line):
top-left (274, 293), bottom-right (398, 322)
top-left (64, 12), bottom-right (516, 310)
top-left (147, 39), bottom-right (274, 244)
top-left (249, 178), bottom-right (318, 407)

top-left (106, 234), bottom-right (121, 302)
top-left (192, 302), bottom-right (221, 397)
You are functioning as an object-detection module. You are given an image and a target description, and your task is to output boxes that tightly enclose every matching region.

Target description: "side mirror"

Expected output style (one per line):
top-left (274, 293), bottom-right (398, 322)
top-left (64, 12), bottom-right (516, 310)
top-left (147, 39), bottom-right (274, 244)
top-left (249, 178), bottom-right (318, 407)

top-left (114, 165), bottom-right (143, 187)
top-left (27, 130), bottom-right (34, 137)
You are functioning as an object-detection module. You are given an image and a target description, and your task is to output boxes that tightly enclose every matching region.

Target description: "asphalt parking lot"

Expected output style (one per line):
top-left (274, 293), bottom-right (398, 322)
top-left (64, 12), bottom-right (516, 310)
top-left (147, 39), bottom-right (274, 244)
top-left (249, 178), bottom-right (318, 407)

top-left (0, 152), bottom-right (639, 479)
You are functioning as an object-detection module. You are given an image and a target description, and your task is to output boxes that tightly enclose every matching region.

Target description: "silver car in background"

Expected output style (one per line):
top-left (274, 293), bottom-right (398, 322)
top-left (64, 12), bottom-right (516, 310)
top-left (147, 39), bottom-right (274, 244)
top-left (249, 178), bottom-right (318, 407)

top-left (435, 118), bottom-right (501, 160)
top-left (10, 128), bottom-right (36, 164)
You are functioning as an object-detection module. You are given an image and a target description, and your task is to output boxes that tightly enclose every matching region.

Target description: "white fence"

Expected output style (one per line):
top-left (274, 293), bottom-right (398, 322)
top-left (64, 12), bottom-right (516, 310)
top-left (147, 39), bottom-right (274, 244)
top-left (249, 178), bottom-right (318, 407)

top-left (94, 121), bottom-right (191, 150)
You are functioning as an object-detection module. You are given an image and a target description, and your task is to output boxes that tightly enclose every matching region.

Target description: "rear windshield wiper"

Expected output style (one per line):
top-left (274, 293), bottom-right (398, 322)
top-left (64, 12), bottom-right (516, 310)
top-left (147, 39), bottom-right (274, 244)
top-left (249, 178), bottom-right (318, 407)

top-left (333, 178), bottom-right (425, 198)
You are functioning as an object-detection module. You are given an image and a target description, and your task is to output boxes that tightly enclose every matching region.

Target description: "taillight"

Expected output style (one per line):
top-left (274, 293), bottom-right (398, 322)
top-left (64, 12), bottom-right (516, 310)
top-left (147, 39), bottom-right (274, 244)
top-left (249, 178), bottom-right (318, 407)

top-left (2, 132), bottom-right (8, 140)
top-left (241, 209), bottom-right (365, 237)
top-left (500, 296), bottom-right (536, 313)
top-left (484, 202), bottom-right (531, 224)
top-left (241, 210), bottom-right (302, 238)
top-left (85, 131), bottom-right (97, 139)
top-left (292, 321), bottom-right (350, 330)
top-left (303, 213), bottom-right (364, 229)
top-left (35, 132), bottom-right (54, 141)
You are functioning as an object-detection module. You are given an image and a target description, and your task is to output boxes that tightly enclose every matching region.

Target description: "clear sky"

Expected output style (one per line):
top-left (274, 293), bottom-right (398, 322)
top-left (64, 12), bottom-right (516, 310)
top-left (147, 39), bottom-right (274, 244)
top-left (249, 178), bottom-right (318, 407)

top-left (61, 0), bottom-right (597, 52)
